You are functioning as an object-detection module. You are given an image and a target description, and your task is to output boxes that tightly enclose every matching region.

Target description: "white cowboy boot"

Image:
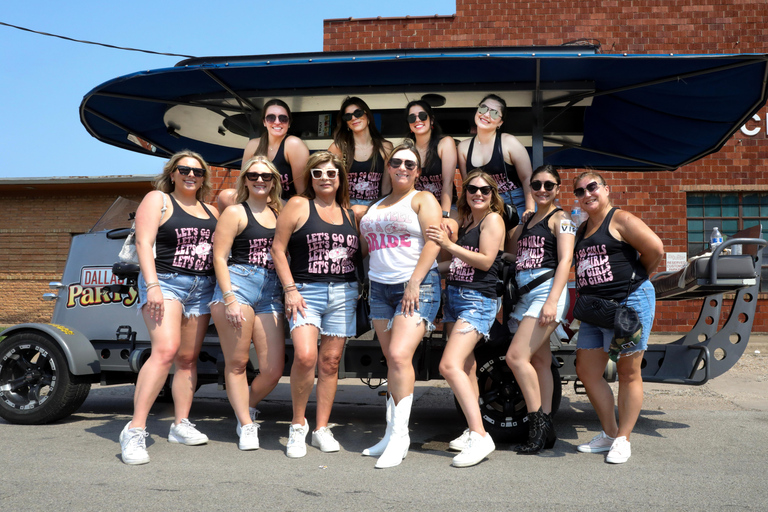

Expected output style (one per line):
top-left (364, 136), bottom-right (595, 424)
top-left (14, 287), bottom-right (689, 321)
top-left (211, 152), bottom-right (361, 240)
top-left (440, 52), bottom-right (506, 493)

top-left (375, 394), bottom-right (413, 468)
top-left (362, 394), bottom-right (394, 457)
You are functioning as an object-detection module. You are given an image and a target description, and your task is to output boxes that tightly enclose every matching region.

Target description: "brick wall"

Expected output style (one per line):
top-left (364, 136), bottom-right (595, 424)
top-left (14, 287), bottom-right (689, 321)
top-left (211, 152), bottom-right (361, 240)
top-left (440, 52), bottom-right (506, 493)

top-left (323, 0), bottom-right (768, 333)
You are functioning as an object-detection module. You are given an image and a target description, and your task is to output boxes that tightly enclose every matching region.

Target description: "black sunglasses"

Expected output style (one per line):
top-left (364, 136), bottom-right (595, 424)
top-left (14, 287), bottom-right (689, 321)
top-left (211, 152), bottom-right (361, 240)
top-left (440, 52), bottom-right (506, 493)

top-left (341, 109), bottom-right (365, 122)
top-left (477, 104), bottom-right (502, 120)
top-left (176, 165), bottom-right (205, 178)
top-left (245, 172), bottom-right (274, 182)
top-left (466, 184), bottom-right (493, 196)
top-left (407, 111), bottom-right (429, 124)
top-left (389, 158), bottom-right (418, 171)
top-left (265, 114), bottom-right (289, 124)
top-left (531, 180), bottom-right (558, 192)
top-left (574, 181), bottom-right (601, 198)
top-left (311, 168), bottom-right (339, 179)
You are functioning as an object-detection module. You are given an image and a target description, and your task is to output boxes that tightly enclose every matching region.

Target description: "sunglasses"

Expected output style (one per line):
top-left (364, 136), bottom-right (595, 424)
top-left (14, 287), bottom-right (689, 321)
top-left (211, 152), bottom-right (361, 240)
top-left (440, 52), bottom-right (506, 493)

top-left (477, 104), bottom-right (502, 120)
top-left (466, 184), bottom-right (493, 196)
top-left (531, 180), bottom-right (558, 192)
top-left (407, 111), bottom-right (429, 124)
top-left (574, 181), bottom-right (601, 198)
top-left (311, 168), bottom-right (339, 180)
top-left (245, 172), bottom-right (274, 182)
top-left (341, 109), bottom-right (365, 122)
top-left (176, 165), bottom-right (205, 178)
top-left (265, 114), bottom-right (289, 124)
top-left (389, 158), bottom-right (418, 171)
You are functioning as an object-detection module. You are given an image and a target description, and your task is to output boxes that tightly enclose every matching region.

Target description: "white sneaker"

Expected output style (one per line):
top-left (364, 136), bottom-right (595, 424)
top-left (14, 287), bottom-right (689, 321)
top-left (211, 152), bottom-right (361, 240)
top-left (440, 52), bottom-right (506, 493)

top-left (119, 422), bottom-right (150, 465)
top-left (311, 426), bottom-right (340, 453)
top-left (286, 419), bottom-right (309, 458)
top-left (236, 407), bottom-right (260, 436)
top-left (238, 422), bottom-right (260, 451)
top-left (606, 436), bottom-right (631, 464)
top-left (577, 431), bottom-right (615, 453)
top-left (168, 419), bottom-right (209, 446)
top-left (451, 431), bottom-right (495, 468)
top-left (448, 428), bottom-right (470, 451)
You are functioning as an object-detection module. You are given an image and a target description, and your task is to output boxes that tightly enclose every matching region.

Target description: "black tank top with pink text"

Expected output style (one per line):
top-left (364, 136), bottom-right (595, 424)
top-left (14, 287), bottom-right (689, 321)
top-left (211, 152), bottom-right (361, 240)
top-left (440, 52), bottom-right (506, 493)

top-left (154, 194), bottom-right (217, 276)
top-left (229, 202), bottom-right (277, 270)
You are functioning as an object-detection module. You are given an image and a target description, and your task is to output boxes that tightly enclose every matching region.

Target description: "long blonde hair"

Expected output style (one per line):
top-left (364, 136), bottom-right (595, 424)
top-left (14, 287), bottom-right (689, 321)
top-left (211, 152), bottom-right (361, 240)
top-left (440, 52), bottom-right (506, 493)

top-left (235, 156), bottom-right (283, 213)
top-left (154, 150), bottom-right (212, 202)
top-left (456, 169), bottom-right (504, 221)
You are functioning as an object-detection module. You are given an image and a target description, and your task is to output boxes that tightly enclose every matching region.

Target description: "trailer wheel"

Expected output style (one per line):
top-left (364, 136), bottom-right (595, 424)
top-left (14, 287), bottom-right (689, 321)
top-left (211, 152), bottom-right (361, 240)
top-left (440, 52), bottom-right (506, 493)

top-left (473, 348), bottom-right (562, 443)
top-left (0, 332), bottom-right (91, 425)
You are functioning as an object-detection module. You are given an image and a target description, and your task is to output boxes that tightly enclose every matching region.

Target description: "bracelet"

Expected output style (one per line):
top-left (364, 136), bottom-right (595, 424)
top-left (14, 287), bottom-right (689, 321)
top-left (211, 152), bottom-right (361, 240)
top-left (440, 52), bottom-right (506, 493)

top-left (222, 291), bottom-right (235, 299)
top-left (145, 283), bottom-right (160, 290)
top-left (283, 285), bottom-right (297, 293)
top-left (224, 299), bottom-right (237, 307)
top-left (283, 282), bottom-right (295, 289)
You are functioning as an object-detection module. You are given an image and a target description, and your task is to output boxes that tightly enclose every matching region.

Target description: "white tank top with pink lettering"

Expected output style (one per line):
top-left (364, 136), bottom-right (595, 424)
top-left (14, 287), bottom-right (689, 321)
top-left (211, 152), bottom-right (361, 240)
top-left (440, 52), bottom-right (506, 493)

top-left (360, 190), bottom-right (438, 284)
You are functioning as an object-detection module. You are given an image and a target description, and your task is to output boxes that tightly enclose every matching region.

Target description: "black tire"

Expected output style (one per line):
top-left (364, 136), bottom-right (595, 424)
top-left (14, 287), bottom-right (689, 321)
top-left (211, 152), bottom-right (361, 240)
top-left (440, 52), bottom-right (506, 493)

top-left (473, 347), bottom-right (562, 443)
top-left (0, 332), bottom-right (91, 425)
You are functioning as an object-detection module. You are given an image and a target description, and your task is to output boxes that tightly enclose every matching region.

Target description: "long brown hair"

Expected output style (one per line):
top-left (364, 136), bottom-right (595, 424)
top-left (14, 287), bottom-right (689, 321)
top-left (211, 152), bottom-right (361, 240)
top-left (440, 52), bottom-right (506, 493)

top-left (300, 151), bottom-right (350, 209)
top-left (456, 169), bottom-right (504, 221)
top-left (235, 156), bottom-right (283, 213)
top-left (154, 150), bottom-right (212, 202)
top-left (332, 96), bottom-right (388, 174)
top-left (253, 99), bottom-right (292, 157)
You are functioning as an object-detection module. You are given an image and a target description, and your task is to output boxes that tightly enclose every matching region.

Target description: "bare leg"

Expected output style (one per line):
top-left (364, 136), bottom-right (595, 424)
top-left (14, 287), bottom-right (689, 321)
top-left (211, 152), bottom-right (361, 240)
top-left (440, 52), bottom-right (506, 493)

top-left (381, 315), bottom-right (427, 403)
top-left (249, 313), bottom-right (286, 407)
top-left (575, 348), bottom-right (618, 437)
top-left (170, 313), bottom-right (209, 424)
top-left (314, 335), bottom-right (346, 428)
top-left (211, 302), bottom-right (255, 427)
top-left (506, 316), bottom-right (557, 413)
top-left (616, 351), bottom-right (644, 440)
top-left (131, 300), bottom-right (183, 429)
top-left (439, 320), bottom-right (485, 434)
top-left (289, 324), bottom-right (320, 425)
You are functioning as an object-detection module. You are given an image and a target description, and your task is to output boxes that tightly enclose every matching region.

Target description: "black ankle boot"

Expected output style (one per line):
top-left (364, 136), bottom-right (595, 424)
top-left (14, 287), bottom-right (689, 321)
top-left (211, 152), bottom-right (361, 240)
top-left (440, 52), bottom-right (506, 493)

top-left (543, 411), bottom-right (557, 449)
top-left (517, 408), bottom-right (547, 455)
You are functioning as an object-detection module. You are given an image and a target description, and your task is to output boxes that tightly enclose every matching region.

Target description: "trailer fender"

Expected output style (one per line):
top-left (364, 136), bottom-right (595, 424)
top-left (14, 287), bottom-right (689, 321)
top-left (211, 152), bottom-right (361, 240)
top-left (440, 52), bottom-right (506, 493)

top-left (0, 323), bottom-right (100, 376)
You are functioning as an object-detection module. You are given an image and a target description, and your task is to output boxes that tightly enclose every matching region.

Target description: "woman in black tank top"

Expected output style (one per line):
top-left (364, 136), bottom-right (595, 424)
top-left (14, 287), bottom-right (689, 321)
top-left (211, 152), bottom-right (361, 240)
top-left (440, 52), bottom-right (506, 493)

top-left (271, 151), bottom-right (360, 458)
top-left (120, 151), bottom-right (219, 465)
top-left (404, 100), bottom-right (457, 214)
top-left (328, 96), bottom-right (393, 206)
top-left (210, 156), bottom-right (284, 450)
top-left (571, 171), bottom-right (664, 464)
top-left (457, 94), bottom-right (535, 223)
top-left (426, 169), bottom-right (506, 467)
top-left (505, 165), bottom-right (575, 454)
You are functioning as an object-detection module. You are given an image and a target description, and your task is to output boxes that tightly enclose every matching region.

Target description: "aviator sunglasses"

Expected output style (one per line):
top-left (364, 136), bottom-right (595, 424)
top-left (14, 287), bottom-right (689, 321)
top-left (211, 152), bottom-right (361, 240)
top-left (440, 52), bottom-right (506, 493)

top-left (245, 172), bottom-right (274, 182)
top-left (531, 180), bottom-right (558, 192)
top-left (466, 184), bottom-right (493, 196)
top-left (311, 168), bottom-right (339, 179)
top-left (477, 104), bottom-right (502, 120)
top-left (407, 111), bottom-right (429, 124)
top-left (341, 109), bottom-right (365, 122)
top-left (265, 114), bottom-right (289, 124)
top-left (176, 165), bottom-right (205, 178)
top-left (574, 181), bottom-right (601, 198)
top-left (389, 158), bottom-right (418, 171)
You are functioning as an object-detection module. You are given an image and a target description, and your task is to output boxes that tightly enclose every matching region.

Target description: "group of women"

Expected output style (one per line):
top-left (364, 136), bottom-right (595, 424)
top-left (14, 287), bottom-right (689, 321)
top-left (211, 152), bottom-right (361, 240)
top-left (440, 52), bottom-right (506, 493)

top-left (118, 94), bottom-right (663, 469)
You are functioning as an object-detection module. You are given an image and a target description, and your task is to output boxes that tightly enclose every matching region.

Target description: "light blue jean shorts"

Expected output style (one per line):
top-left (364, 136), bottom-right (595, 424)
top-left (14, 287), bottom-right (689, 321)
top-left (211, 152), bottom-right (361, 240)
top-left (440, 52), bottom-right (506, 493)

top-left (349, 197), bottom-right (372, 207)
top-left (510, 268), bottom-right (568, 323)
top-left (442, 285), bottom-right (498, 340)
top-left (576, 279), bottom-right (655, 357)
top-left (369, 268), bottom-right (441, 333)
top-left (500, 187), bottom-right (525, 224)
top-left (138, 271), bottom-right (216, 317)
top-left (289, 281), bottom-right (358, 338)
top-left (210, 264), bottom-right (282, 315)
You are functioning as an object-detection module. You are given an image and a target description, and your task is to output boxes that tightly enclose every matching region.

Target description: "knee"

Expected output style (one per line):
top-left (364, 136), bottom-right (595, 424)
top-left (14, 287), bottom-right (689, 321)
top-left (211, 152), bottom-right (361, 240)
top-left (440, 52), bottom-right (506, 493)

top-left (531, 352), bottom-right (551, 372)
top-left (505, 347), bottom-right (526, 371)
top-left (259, 363), bottom-right (284, 387)
top-left (617, 362), bottom-right (642, 384)
top-left (292, 350), bottom-right (317, 373)
top-left (438, 359), bottom-right (459, 380)
top-left (318, 353), bottom-right (341, 377)
top-left (225, 356), bottom-right (249, 376)
top-left (174, 352), bottom-right (198, 371)
top-left (387, 348), bottom-right (413, 371)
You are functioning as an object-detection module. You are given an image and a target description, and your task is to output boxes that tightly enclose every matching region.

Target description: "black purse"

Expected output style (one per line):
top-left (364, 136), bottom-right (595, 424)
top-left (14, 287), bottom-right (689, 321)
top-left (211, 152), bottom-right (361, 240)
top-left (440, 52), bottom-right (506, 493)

top-left (355, 278), bottom-right (372, 337)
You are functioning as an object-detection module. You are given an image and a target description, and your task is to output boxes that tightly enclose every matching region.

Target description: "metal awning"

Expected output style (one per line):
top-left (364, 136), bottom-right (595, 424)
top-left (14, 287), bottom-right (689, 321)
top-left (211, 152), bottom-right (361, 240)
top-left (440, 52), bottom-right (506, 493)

top-left (80, 47), bottom-right (768, 171)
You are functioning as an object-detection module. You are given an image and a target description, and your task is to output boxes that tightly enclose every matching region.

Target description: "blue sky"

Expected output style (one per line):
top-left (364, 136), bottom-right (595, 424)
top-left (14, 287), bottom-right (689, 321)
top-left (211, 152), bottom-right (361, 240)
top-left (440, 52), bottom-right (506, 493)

top-left (0, 1), bottom-right (453, 178)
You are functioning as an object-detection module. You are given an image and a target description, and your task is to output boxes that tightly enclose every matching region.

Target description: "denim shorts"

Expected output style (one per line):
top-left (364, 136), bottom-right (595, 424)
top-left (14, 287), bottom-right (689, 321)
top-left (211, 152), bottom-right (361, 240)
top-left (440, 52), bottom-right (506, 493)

top-left (369, 268), bottom-right (441, 333)
top-left (138, 271), bottom-right (216, 317)
top-left (500, 187), bottom-right (525, 224)
top-left (576, 279), bottom-right (655, 357)
top-left (210, 264), bottom-right (282, 315)
top-left (289, 281), bottom-right (358, 338)
top-left (510, 267), bottom-right (569, 323)
top-left (349, 197), bottom-right (372, 207)
top-left (442, 285), bottom-right (497, 340)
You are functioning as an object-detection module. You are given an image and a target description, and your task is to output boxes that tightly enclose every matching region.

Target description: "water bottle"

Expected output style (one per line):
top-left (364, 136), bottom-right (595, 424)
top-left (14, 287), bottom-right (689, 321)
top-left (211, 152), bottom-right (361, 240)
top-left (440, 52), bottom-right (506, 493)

top-left (710, 227), bottom-right (723, 251)
top-left (571, 200), bottom-right (582, 228)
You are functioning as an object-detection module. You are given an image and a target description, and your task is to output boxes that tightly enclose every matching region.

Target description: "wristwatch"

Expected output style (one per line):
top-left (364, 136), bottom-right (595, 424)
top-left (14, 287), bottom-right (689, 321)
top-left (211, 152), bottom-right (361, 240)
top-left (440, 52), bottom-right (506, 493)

top-left (442, 210), bottom-right (450, 219)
